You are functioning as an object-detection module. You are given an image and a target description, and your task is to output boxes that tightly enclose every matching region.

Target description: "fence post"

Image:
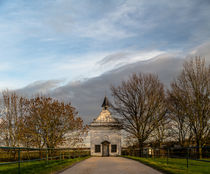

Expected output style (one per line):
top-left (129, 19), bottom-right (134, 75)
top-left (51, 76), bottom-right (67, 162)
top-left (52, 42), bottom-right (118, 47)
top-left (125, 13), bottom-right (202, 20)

top-left (186, 148), bottom-right (189, 168)
top-left (51, 149), bottom-right (53, 160)
top-left (154, 148), bottom-right (155, 159)
top-left (18, 149), bottom-right (21, 174)
top-left (46, 149), bottom-right (48, 164)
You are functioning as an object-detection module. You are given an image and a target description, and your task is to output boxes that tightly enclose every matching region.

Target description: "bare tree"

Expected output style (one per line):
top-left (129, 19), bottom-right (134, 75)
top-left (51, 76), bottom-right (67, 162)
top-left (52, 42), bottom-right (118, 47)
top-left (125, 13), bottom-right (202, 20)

top-left (168, 57), bottom-right (210, 158)
top-left (111, 73), bottom-right (166, 156)
top-left (151, 117), bottom-right (170, 148)
top-left (0, 91), bottom-right (25, 147)
top-left (167, 96), bottom-right (192, 147)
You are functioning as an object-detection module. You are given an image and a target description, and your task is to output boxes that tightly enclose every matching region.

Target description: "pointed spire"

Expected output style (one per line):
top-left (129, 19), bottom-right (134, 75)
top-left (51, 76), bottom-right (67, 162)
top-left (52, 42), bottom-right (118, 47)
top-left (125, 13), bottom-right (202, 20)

top-left (101, 96), bottom-right (110, 110)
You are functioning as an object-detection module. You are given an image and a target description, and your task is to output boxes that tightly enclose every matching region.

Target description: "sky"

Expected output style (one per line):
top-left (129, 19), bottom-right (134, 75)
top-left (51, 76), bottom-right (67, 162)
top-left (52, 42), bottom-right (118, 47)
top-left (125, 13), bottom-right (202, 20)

top-left (1, 0), bottom-right (210, 122)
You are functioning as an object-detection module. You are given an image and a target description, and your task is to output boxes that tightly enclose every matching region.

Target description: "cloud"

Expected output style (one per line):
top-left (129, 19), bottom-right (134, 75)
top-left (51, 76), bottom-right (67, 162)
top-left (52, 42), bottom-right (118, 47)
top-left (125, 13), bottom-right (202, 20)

top-left (16, 80), bottom-right (64, 96)
top-left (39, 0), bottom-right (210, 45)
top-left (52, 50), bottom-right (165, 81)
top-left (45, 0), bottom-right (136, 39)
top-left (15, 42), bottom-right (210, 124)
top-left (97, 50), bottom-right (165, 69)
top-left (189, 42), bottom-right (210, 64)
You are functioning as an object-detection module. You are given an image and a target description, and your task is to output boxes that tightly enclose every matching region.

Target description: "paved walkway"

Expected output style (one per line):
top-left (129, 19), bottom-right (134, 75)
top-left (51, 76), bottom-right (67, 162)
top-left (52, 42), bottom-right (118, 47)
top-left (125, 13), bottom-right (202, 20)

top-left (60, 157), bottom-right (162, 174)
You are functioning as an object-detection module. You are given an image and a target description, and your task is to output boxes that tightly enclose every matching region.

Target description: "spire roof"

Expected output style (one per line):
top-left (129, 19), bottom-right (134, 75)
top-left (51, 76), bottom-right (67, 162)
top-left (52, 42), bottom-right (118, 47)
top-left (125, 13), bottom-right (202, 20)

top-left (90, 96), bottom-right (121, 128)
top-left (101, 96), bottom-right (110, 109)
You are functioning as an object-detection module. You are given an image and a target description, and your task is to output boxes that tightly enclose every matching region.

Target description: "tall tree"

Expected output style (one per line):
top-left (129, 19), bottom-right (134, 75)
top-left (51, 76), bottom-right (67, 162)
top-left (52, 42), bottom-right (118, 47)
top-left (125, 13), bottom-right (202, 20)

top-left (111, 73), bottom-right (166, 156)
top-left (22, 96), bottom-right (86, 148)
top-left (168, 57), bottom-right (210, 158)
top-left (0, 93), bottom-right (86, 148)
top-left (167, 95), bottom-right (192, 147)
top-left (0, 91), bottom-right (25, 147)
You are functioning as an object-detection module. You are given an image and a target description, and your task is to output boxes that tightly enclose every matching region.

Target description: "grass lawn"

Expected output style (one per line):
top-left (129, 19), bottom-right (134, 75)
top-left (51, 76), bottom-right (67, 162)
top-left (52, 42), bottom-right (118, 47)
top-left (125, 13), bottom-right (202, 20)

top-left (0, 156), bottom-right (89, 174)
top-left (124, 156), bottom-right (210, 174)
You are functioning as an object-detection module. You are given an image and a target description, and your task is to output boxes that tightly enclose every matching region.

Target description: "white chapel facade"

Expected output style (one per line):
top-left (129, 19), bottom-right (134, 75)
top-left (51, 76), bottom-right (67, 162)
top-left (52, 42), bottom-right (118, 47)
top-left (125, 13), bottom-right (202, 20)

top-left (89, 96), bottom-right (121, 156)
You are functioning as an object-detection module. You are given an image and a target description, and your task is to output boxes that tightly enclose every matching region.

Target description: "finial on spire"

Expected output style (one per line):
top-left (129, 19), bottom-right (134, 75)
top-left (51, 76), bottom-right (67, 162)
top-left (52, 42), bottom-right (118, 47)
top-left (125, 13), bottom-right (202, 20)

top-left (101, 96), bottom-right (110, 110)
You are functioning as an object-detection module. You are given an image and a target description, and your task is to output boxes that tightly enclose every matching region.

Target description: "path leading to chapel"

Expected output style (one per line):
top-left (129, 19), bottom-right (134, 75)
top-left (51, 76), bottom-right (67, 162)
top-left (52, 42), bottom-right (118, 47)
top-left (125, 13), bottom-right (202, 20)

top-left (60, 157), bottom-right (162, 174)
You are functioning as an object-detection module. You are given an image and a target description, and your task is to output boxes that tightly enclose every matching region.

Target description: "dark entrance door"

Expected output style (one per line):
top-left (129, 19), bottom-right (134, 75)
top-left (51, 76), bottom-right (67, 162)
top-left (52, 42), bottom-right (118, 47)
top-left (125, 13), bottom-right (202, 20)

top-left (102, 141), bottom-right (110, 157)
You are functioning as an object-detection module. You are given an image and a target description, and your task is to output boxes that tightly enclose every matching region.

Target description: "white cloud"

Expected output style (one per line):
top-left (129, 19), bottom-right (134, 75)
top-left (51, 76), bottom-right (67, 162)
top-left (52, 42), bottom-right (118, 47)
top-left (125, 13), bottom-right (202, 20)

top-left (53, 49), bottom-right (165, 81)
top-left (98, 50), bottom-right (165, 67)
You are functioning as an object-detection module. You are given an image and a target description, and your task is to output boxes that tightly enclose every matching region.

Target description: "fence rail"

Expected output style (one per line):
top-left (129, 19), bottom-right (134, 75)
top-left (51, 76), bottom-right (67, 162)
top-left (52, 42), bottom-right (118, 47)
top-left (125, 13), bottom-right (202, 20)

top-left (0, 146), bottom-right (90, 174)
top-left (122, 146), bottom-right (210, 168)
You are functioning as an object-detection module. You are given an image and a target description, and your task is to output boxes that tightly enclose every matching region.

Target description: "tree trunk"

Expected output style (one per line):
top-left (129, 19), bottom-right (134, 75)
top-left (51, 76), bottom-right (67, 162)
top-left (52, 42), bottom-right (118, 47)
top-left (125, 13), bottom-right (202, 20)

top-left (138, 140), bottom-right (143, 157)
top-left (196, 140), bottom-right (202, 159)
top-left (199, 146), bottom-right (202, 159)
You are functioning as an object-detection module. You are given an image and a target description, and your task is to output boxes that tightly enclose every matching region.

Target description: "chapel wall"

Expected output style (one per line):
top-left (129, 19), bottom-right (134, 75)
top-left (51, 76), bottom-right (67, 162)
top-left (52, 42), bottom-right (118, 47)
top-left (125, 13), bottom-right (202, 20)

top-left (90, 127), bottom-right (121, 156)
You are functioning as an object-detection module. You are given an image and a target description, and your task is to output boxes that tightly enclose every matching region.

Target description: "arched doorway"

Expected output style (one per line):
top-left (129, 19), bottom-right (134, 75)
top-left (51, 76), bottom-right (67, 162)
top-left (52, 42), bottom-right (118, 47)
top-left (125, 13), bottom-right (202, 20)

top-left (102, 141), bottom-right (110, 157)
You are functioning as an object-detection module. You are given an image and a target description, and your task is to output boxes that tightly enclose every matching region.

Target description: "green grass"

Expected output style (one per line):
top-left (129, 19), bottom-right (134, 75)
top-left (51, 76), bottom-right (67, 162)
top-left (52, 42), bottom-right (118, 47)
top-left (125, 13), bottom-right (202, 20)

top-left (0, 156), bottom-right (89, 174)
top-left (123, 156), bottom-right (210, 174)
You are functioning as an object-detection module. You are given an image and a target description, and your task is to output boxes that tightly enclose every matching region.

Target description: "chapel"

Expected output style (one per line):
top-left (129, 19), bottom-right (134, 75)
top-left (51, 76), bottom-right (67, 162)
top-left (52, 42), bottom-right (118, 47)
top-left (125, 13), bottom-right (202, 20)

top-left (89, 96), bottom-right (121, 156)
